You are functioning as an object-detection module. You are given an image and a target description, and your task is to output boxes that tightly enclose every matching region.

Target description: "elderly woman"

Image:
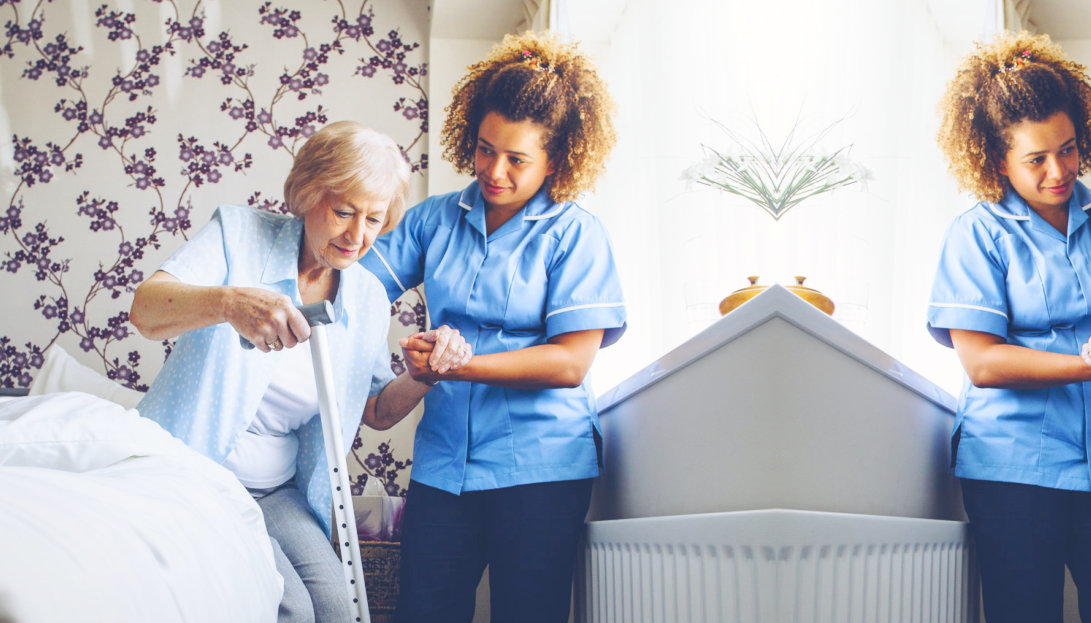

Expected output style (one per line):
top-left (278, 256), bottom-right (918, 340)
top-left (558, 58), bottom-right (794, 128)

top-left (130, 121), bottom-right (471, 623)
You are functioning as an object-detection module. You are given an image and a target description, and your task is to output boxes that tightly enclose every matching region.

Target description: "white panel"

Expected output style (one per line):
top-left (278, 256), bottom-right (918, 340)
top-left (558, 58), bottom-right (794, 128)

top-left (590, 286), bottom-right (963, 523)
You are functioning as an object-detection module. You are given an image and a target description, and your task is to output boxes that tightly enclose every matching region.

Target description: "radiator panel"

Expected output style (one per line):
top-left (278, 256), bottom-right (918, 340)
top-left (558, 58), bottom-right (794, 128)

top-left (575, 510), bottom-right (978, 623)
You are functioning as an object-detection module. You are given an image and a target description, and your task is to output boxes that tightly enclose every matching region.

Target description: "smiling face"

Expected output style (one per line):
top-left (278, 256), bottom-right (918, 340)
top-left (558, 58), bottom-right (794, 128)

top-left (300, 189), bottom-right (389, 273)
top-left (999, 110), bottom-right (1080, 217)
top-left (474, 111), bottom-right (556, 214)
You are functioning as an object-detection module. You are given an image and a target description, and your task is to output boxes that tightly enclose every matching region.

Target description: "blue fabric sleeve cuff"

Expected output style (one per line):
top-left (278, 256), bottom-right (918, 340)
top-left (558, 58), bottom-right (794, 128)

top-left (368, 340), bottom-right (396, 397)
top-left (546, 305), bottom-right (628, 347)
top-left (927, 305), bottom-right (1009, 347)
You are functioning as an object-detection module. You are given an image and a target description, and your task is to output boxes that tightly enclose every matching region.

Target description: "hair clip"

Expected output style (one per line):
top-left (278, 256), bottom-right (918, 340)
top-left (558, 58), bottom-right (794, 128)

top-left (521, 50), bottom-right (556, 74)
top-left (1000, 50), bottom-right (1032, 73)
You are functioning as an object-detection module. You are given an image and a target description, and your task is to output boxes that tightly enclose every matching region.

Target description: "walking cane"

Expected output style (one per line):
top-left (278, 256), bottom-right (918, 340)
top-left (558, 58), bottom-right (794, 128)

top-left (241, 301), bottom-right (371, 622)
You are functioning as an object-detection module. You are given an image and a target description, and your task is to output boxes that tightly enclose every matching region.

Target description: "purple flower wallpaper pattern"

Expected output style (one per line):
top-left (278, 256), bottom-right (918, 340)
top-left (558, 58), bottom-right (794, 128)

top-left (0, 0), bottom-right (432, 496)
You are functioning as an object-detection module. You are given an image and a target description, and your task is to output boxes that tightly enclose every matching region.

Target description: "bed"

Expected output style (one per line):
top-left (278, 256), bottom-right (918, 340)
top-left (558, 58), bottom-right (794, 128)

top-left (0, 348), bottom-right (283, 623)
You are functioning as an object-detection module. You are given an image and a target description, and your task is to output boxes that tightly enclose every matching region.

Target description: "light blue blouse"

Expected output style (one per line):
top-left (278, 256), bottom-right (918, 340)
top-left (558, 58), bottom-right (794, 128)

top-left (138, 205), bottom-right (395, 534)
top-left (360, 181), bottom-right (627, 494)
top-left (928, 181), bottom-right (1091, 491)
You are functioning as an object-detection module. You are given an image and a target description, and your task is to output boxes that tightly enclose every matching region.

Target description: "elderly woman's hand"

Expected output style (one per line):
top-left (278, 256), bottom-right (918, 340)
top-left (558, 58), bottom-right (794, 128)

top-left (1082, 337), bottom-right (1091, 366)
top-left (421, 325), bottom-right (472, 373)
top-left (398, 325), bottom-right (472, 384)
top-left (223, 287), bottom-right (311, 353)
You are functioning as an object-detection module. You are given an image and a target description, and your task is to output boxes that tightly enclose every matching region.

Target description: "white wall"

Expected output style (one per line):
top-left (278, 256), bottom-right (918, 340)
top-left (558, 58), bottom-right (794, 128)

top-left (426, 38), bottom-right (494, 196)
top-left (1060, 39), bottom-right (1091, 68)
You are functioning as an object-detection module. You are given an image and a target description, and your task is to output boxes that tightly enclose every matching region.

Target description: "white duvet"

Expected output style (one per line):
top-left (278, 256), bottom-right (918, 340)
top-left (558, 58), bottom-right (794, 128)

top-left (0, 392), bottom-right (282, 623)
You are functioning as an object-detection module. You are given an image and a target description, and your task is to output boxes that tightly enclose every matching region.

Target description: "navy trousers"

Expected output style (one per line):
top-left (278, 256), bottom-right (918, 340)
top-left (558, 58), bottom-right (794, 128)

top-left (394, 478), bottom-right (593, 623)
top-left (961, 478), bottom-right (1091, 622)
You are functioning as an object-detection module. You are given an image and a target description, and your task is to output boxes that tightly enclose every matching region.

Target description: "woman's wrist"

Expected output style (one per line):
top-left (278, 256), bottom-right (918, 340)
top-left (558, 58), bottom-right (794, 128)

top-left (216, 285), bottom-right (235, 326)
top-left (413, 374), bottom-right (438, 387)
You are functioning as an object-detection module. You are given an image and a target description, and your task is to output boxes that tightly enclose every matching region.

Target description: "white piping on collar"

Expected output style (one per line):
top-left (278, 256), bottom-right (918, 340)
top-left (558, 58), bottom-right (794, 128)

top-left (985, 202), bottom-right (1029, 221)
top-left (369, 246), bottom-right (407, 293)
top-left (457, 188), bottom-right (564, 220)
top-left (525, 205), bottom-right (565, 221)
top-left (928, 301), bottom-right (1008, 319)
top-left (1082, 202), bottom-right (1091, 213)
top-left (458, 187), bottom-right (474, 210)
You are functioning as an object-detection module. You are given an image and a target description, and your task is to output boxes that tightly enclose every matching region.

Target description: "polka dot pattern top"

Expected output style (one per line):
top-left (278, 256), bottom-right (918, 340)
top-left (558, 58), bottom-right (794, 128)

top-left (138, 205), bottom-right (395, 535)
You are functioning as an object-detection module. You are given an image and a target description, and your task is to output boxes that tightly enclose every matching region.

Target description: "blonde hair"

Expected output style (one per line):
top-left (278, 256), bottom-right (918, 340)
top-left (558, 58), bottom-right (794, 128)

top-left (441, 30), bottom-right (617, 203)
top-left (937, 31), bottom-right (1091, 203)
top-left (283, 121), bottom-right (411, 234)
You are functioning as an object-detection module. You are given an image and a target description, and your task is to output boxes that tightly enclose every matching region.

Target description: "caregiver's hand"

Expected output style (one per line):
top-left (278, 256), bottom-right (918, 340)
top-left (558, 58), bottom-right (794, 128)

top-left (1081, 337), bottom-right (1091, 366)
top-left (223, 287), bottom-right (311, 353)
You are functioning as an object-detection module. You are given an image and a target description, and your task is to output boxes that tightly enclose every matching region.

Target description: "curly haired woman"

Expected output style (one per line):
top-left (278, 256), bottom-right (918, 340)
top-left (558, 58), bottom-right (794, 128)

top-left (359, 30), bottom-right (626, 623)
top-left (928, 31), bottom-right (1091, 622)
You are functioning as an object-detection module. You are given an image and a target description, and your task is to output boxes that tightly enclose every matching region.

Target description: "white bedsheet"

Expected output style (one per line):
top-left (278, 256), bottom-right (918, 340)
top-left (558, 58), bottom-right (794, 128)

top-left (0, 392), bottom-right (283, 623)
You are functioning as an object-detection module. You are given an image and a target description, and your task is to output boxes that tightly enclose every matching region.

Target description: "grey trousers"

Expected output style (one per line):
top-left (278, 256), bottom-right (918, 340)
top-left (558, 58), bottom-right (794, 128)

top-left (252, 484), bottom-right (353, 623)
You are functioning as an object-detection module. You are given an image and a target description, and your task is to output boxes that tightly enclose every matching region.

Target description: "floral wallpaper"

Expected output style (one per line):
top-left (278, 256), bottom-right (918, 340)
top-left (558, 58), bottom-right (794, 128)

top-left (0, 0), bottom-right (431, 497)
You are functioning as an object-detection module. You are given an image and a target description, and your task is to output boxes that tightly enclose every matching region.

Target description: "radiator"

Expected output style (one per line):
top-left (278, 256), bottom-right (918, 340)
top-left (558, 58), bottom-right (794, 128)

top-left (575, 509), bottom-right (979, 623)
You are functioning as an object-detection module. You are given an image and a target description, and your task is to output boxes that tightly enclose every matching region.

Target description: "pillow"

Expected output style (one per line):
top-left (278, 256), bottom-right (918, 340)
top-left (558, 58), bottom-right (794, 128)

top-left (0, 392), bottom-right (168, 470)
top-left (28, 346), bottom-right (144, 410)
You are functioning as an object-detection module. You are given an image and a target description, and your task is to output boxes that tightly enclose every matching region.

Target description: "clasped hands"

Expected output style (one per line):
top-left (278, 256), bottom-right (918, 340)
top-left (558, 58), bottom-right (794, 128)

top-left (400, 325), bottom-right (472, 385)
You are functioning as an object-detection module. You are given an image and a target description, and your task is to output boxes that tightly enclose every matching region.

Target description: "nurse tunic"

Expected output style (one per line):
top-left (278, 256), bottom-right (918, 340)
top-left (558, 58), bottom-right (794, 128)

top-left (360, 181), bottom-right (627, 494)
top-left (927, 181), bottom-right (1091, 491)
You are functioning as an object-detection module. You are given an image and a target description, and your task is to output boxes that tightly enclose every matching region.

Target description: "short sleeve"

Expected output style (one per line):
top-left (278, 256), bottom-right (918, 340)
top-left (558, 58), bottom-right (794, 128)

top-left (368, 344), bottom-right (396, 397)
top-left (159, 208), bottom-right (229, 287)
top-left (360, 201), bottom-right (428, 303)
top-left (927, 214), bottom-right (1010, 348)
top-left (545, 215), bottom-right (627, 347)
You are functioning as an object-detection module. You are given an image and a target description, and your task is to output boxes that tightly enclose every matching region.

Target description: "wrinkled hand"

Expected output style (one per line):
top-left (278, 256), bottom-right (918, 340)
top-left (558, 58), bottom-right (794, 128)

top-left (422, 325), bottom-right (472, 372)
top-left (223, 287), bottom-right (311, 353)
top-left (1082, 337), bottom-right (1091, 366)
top-left (399, 325), bottom-right (472, 384)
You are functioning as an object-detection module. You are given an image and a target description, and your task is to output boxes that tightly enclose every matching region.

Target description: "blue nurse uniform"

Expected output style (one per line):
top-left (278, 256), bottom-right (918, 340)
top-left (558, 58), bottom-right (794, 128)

top-left (361, 180), bottom-right (627, 495)
top-left (361, 180), bottom-right (627, 621)
top-left (928, 181), bottom-right (1091, 622)
top-left (928, 181), bottom-right (1091, 491)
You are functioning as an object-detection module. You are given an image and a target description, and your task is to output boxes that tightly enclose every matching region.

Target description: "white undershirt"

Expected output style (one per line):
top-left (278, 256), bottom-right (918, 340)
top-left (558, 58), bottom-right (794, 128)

top-left (221, 343), bottom-right (319, 489)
